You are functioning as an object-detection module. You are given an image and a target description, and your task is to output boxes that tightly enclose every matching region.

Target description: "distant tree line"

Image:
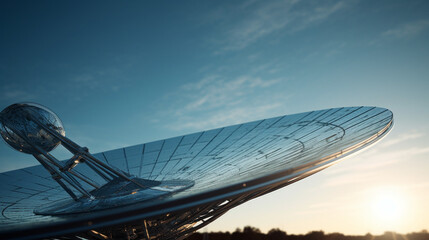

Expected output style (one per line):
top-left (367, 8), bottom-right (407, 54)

top-left (185, 226), bottom-right (429, 240)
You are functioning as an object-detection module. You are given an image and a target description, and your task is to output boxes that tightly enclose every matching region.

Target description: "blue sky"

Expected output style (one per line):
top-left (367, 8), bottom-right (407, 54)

top-left (1, 0), bottom-right (429, 235)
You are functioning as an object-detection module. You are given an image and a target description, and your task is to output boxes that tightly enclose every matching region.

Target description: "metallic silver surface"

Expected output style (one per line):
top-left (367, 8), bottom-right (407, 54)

top-left (0, 103), bottom-right (65, 154)
top-left (34, 179), bottom-right (194, 215)
top-left (0, 106), bottom-right (393, 240)
top-left (0, 103), bottom-right (176, 206)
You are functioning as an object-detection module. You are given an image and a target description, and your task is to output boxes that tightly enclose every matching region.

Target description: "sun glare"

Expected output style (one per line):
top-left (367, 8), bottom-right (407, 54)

top-left (370, 189), bottom-right (406, 227)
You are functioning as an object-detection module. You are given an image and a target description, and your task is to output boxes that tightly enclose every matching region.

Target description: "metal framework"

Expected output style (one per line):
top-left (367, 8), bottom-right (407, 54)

top-left (0, 104), bottom-right (146, 201)
top-left (0, 106), bottom-right (393, 240)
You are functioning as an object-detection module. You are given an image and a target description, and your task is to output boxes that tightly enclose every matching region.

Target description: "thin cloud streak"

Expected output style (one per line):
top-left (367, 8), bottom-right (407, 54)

top-left (324, 171), bottom-right (377, 187)
top-left (298, 194), bottom-right (358, 216)
top-left (158, 75), bottom-right (290, 131)
top-left (181, 75), bottom-right (280, 111)
top-left (0, 84), bottom-right (39, 102)
top-left (382, 19), bottom-right (429, 39)
top-left (324, 131), bottom-right (426, 176)
top-left (2, 90), bottom-right (36, 101)
top-left (70, 69), bottom-right (123, 91)
top-left (211, 0), bottom-right (348, 53)
top-left (322, 145), bottom-right (429, 187)
top-left (321, 130), bottom-right (428, 186)
top-left (168, 102), bottom-right (284, 131)
top-left (379, 132), bottom-right (424, 147)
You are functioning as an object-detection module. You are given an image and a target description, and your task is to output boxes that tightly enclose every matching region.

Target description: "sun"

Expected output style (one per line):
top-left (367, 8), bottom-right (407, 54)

top-left (370, 189), bottom-right (405, 225)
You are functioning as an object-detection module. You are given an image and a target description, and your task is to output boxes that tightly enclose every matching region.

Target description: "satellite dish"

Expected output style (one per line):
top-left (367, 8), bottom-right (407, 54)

top-left (0, 104), bottom-right (393, 240)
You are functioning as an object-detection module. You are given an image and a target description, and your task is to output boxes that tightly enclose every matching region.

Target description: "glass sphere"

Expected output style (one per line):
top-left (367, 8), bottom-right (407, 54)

top-left (0, 103), bottom-right (65, 154)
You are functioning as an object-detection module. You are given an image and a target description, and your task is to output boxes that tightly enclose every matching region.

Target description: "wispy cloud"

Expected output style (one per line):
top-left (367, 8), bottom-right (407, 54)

top-left (1, 89), bottom-right (36, 101)
top-left (181, 75), bottom-right (280, 111)
top-left (0, 67), bottom-right (124, 104)
top-left (169, 102), bottom-right (284, 131)
top-left (157, 75), bottom-right (290, 131)
top-left (66, 69), bottom-right (124, 102)
top-left (324, 171), bottom-right (378, 187)
top-left (210, 0), bottom-right (348, 52)
top-left (73, 73), bottom-right (97, 88)
top-left (324, 131), bottom-right (426, 176)
top-left (0, 84), bottom-right (39, 102)
top-left (70, 69), bottom-right (122, 91)
top-left (379, 132), bottom-right (424, 147)
top-left (322, 145), bottom-right (429, 187)
top-left (382, 20), bottom-right (429, 39)
top-left (298, 194), bottom-right (358, 215)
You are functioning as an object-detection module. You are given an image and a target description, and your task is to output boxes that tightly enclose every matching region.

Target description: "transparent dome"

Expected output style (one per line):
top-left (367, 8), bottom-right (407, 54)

top-left (0, 103), bottom-right (65, 154)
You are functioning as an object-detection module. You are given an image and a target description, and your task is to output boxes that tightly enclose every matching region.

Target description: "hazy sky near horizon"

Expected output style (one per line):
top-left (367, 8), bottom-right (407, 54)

top-left (1, 0), bottom-right (429, 235)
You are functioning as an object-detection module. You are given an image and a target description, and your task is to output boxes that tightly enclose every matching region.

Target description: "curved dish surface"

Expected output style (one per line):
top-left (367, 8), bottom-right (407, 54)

top-left (0, 106), bottom-right (393, 239)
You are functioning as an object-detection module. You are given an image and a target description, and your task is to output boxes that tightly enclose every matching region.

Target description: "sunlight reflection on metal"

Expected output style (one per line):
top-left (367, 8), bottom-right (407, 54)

top-left (0, 106), bottom-right (393, 240)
